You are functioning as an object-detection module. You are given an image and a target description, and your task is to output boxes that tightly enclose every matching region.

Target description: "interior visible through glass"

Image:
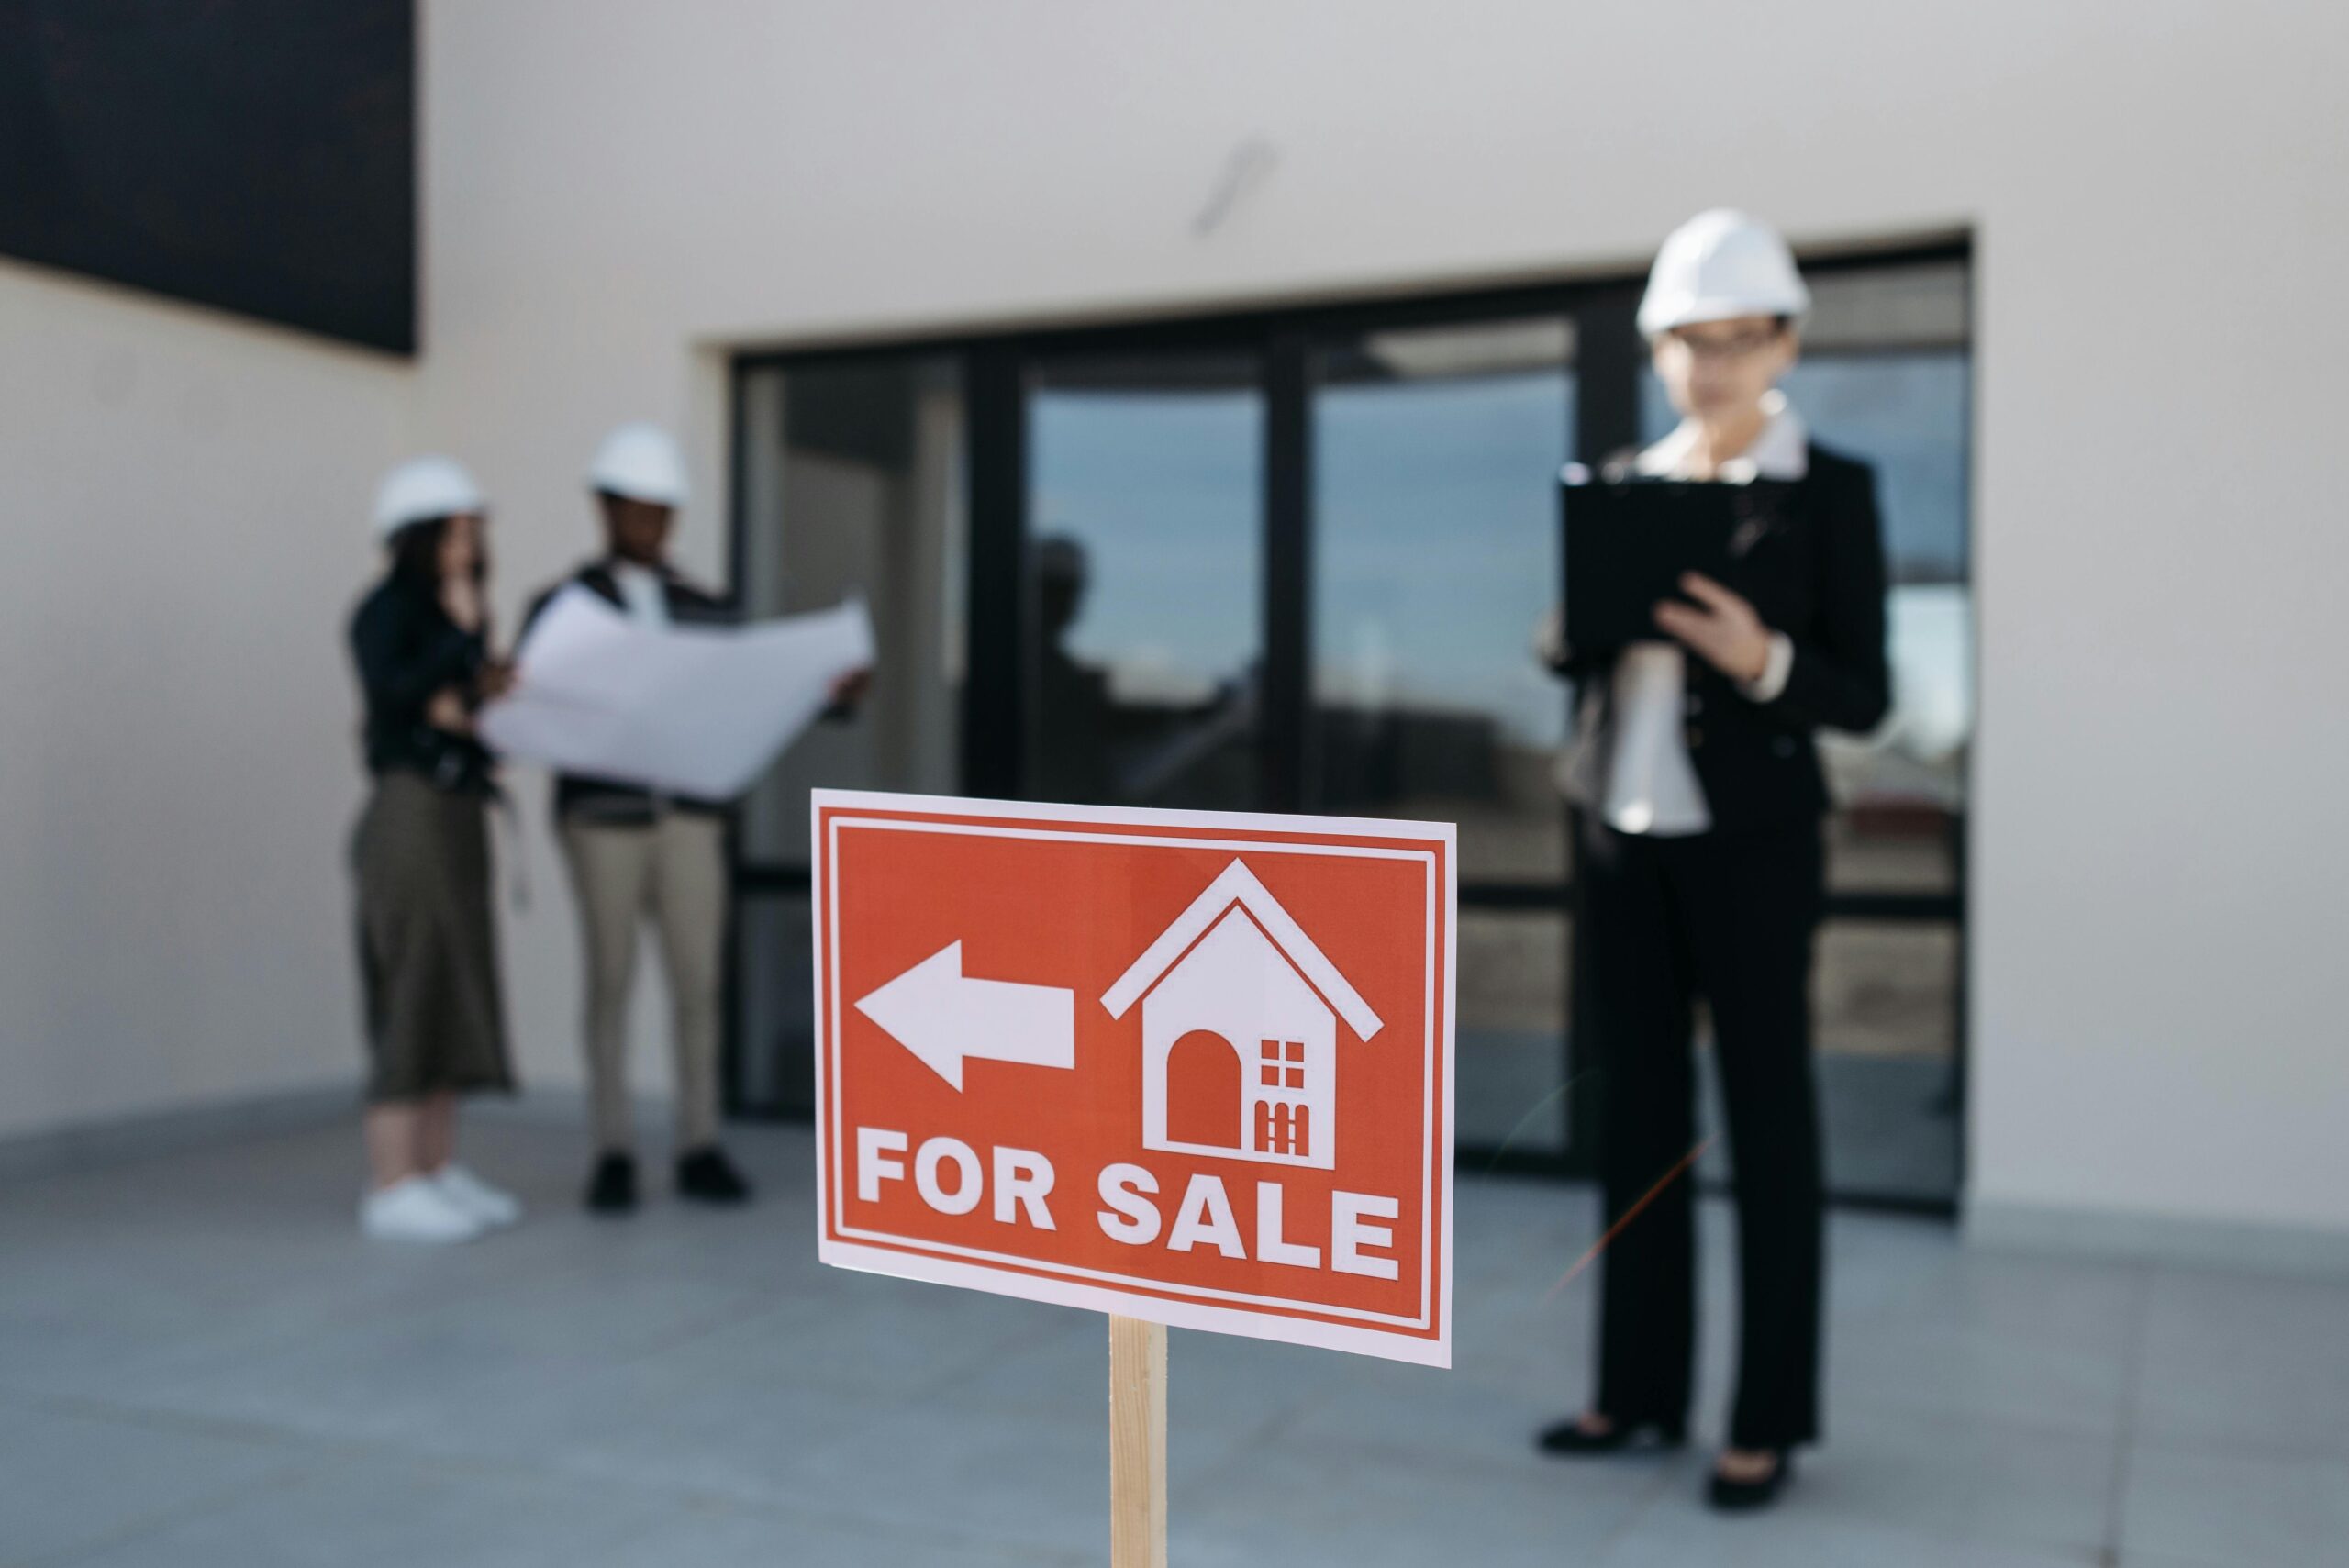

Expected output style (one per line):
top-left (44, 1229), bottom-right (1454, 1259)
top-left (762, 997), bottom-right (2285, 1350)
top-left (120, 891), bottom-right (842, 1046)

top-left (1309, 316), bottom-right (1576, 881)
top-left (1024, 355), bottom-right (1265, 810)
top-left (730, 354), bottom-right (966, 1115)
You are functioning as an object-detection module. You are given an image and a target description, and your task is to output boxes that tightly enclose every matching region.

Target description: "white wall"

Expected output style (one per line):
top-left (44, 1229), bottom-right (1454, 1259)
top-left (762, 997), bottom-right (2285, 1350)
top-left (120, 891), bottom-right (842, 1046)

top-left (0, 260), bottom-right (409, 1141)
top-left (17, 1), bottom-right (2328, 1248)
top-left (416, 0), bottom-right (2349, 1243)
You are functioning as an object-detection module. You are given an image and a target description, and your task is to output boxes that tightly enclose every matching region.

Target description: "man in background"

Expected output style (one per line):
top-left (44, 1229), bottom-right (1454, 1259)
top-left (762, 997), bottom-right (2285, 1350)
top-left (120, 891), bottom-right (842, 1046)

top-left (529, 422), bottom-right (859, 1214)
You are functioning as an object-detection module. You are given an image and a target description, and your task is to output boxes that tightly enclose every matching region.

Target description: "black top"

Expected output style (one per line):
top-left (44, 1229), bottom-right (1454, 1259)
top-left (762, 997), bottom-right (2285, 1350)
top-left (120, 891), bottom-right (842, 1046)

top-left (1553, 440), bottom-right (1892, 831)
top-left (521, 559), bottom-right (738, 823)
top-left (349, 573), bottom-right (495, 795)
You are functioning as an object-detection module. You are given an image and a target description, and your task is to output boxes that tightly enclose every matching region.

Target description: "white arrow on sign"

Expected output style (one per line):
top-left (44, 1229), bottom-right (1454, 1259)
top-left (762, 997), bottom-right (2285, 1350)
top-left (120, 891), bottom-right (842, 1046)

top-left (852, 941), bottom-right (1075, 1091)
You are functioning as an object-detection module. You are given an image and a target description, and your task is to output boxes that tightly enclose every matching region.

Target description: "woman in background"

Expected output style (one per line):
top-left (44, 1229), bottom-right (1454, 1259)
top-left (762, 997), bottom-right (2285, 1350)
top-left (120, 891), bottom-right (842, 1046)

top-left (1535, 210), bottom-right (1890, 1510)
top-left (348, 457), bottom-right (523, 1243)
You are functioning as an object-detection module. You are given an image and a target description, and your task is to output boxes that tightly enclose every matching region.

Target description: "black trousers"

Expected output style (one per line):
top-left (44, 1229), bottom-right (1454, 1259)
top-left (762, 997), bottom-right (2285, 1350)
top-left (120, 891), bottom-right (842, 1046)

top-left (1575, 810), bottom-right (1825, 1450)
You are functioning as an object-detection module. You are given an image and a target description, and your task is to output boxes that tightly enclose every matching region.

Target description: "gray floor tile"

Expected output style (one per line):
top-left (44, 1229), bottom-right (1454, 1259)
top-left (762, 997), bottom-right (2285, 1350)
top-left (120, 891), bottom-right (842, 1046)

top-left (1596, 1502), bottom-right (2092, 1568)
top-left (674, 1262), bottom-right (1057, 1400)
top-left (2118, 1440), bottom-right (2349, 1567)
top-left (441, 1360), bottom-right (886, 1505)
top-left (1449, 1169), bottom-right (1600, 1285)
top-left (753, 1398), bottom-right (1117, 1557)
top-left (1172, 1427), bottom-right (1664, 1568)
top-left (1, 1106), bottom-right (2334, 1568)
top-left (121, 1258), bottom-right (771, 1447)
top-left (0, 1398), bottom-right (299, 1566)
top-left (564, 1501), bottom-right (1086, 1567)
top-left (53, 1454), bottom-right (674, 1568)
top-left (1277, 1350), bottom-right (1618, 1478)
top-left (0, 1127), bottom-right (626, 1408)
top-left (2134, 1265), bottom-right (2349, 1460)
top-left (1776, 1407), bottom-right (2115, 1556)
top-left (1824, 1245), bottom-right (2144, 1437)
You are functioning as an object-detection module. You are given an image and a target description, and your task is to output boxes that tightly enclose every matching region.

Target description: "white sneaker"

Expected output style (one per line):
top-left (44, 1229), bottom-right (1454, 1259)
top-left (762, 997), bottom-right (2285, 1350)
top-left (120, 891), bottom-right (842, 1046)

top-left (361, 1175), bottom-right (486, 1243)
top-left (433, 1163), bottom-right (522, 1228)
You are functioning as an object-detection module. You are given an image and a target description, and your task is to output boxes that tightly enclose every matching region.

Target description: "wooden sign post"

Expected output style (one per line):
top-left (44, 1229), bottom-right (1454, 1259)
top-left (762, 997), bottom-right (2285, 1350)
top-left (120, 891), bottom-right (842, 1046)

top-left (811, 792), bottom-right (1456, 1556)
top-left (1108, 1316), bottom-right (1167, 1568)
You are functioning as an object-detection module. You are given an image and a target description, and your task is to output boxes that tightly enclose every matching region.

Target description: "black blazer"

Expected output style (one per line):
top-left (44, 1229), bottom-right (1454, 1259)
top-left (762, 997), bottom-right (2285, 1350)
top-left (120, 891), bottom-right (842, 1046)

top-left (1553, 441), bottom-right (1891, 832)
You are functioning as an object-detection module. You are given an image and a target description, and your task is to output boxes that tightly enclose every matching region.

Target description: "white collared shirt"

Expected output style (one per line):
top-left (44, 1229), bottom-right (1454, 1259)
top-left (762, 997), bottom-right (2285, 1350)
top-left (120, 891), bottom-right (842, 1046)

top-left (1597, 391), bottom-right (1806, 836)
top-left (606, 560), bottom-right (673, 815)
top-left (611, 562), bottom-right (672, 629)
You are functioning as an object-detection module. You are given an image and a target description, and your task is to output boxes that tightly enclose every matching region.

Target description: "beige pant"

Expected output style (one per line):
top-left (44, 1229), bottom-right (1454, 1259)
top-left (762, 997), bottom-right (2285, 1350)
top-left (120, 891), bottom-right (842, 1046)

top-left (560, 814), bottom-right (726, 1153)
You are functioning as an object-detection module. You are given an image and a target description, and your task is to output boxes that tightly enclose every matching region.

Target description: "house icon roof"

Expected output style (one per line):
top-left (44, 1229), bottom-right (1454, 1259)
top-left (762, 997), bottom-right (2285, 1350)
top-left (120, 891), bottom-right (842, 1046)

top-left (1100, 858), bottom-right (1384, 1040)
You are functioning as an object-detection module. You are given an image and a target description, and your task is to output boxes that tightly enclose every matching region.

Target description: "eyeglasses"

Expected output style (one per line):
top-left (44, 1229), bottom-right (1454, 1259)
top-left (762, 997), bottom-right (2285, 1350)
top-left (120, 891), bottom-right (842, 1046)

top-left (1657, 326), bottom-right (1785, 363)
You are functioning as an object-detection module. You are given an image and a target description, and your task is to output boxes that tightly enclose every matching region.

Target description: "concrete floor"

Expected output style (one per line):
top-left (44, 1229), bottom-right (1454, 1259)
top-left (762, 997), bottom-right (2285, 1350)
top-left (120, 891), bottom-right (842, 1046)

top-left (3, 1108), bottom-right (2343, 1567)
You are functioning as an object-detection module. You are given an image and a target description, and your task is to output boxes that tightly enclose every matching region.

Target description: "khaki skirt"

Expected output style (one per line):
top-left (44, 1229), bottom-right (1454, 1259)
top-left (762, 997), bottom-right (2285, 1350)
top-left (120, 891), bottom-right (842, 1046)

top-left (351, 772), bottom-right (516, 1102)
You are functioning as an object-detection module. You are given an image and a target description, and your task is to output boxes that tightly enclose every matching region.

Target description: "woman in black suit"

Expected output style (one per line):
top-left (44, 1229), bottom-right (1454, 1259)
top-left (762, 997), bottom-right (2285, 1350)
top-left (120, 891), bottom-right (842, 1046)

top-left (1534, 210), bottom-right (1890, 1511)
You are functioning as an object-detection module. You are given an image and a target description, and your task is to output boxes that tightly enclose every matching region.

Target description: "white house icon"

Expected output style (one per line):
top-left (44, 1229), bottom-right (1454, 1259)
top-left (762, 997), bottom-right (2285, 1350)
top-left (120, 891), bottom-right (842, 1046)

top-left (1101, 859), bottom-right (1383, 1171)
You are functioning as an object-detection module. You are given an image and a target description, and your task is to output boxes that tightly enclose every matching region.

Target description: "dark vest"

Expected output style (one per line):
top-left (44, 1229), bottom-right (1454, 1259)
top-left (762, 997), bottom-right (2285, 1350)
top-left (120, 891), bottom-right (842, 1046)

top-left (521, 561), bottom-right (737, 822)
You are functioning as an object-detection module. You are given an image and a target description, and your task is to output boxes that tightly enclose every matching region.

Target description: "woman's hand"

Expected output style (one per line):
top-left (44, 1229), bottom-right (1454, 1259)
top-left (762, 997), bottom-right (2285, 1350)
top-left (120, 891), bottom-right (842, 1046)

top-left (1531, 606), bottom-right (1570, 671)
top-left (475, 659), bottom-right (518, 703)
top-left (424, 686), bottom-right (473, 735)
top-left (1653, 573), bottom-right (1772, 684)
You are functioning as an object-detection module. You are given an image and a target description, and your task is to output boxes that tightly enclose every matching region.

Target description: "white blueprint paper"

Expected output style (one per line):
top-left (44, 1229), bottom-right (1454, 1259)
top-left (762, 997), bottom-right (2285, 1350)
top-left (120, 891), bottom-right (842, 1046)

top-left (478, 586), bottom-right (874, 799)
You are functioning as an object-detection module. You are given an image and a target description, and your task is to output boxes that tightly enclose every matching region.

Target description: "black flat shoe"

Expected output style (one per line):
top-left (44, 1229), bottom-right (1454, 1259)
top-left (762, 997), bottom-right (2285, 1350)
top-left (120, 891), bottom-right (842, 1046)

top-left (584, 1151), bottom-right (637, 1215)
top-left (1707, 1450), bottom-right (1794, 1512)
top-left (1536, 1414), bottom-right (1687, 1456)
top-left (676, 1145), bottom-right (751, 1205)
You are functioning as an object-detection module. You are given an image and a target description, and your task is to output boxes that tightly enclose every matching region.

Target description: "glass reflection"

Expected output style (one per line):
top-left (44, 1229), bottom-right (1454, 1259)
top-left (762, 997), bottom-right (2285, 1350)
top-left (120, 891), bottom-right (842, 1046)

top-left (1025, 358), bottom-right (1264, 808)
top-left (1310, 317), bottom-right (1576, 883)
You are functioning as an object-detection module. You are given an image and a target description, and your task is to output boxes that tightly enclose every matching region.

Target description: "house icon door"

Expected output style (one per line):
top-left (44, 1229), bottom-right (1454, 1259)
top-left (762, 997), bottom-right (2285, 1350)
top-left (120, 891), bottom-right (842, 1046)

top-left (1101, 860), bottom-right (1384, 1172)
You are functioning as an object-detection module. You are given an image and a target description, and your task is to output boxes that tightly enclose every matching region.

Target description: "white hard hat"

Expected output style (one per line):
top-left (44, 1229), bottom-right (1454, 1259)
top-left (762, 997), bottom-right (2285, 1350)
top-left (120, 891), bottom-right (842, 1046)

top-left (373, 455), bottom-right (486, 539)
top-left (586, 421), bottom-right (688, 507)
top-left (1636, 208), bottom-right (1810, 337)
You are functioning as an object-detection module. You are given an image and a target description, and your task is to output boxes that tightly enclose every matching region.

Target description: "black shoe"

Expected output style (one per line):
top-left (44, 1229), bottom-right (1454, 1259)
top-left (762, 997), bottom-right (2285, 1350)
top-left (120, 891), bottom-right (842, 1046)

top-left (1536, 1413), bottom-right (1687, 1457)
top-left (584, 1152), bottom-right (637, 1215)
top-left (676, 1146), bottom-right (751, 1206)
top-left (1707, 1450), bottom-right (1794, 1512)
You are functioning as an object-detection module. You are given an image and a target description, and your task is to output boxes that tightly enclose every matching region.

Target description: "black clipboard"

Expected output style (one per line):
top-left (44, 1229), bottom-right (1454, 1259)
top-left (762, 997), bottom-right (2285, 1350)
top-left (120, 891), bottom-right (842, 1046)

top-left (1560, 468), bottom-right (1775, 651)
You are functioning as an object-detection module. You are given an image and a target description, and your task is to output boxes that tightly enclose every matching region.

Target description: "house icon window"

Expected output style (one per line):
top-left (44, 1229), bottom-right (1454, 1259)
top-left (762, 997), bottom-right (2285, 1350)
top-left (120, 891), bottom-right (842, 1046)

top-left (1102, 859), bottom-right (1383, 1171)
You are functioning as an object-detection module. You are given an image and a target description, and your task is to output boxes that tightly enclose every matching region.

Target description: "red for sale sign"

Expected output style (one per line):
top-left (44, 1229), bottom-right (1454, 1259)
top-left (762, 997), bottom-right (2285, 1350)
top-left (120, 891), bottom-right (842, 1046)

top-left (811, 791), bottom-right (1456, 1366)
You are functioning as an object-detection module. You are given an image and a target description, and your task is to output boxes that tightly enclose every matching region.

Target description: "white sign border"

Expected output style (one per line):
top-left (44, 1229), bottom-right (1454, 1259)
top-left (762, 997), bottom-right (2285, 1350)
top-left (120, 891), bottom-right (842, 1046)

top-left (809, 788), bottom-right (1457, 1370)
top-left (827, 820), bottom-right (1437, 1325)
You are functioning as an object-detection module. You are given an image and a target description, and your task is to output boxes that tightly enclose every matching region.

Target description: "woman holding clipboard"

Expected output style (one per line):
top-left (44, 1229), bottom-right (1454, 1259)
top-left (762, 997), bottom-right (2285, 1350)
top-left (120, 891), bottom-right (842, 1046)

top-left (1534, 210), bottom-right (1890, 1510)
